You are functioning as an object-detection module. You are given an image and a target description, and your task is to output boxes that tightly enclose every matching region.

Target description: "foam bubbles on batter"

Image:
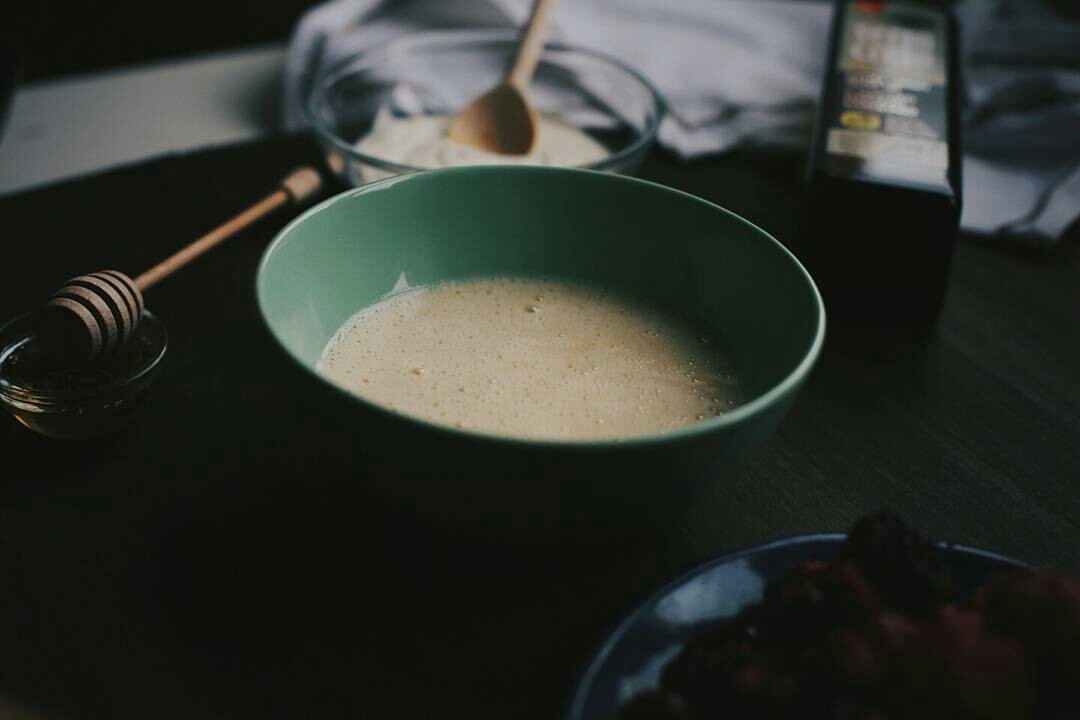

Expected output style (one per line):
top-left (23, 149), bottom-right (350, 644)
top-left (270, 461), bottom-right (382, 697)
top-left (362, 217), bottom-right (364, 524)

top-left (316, 278), bottom-right (742, 441)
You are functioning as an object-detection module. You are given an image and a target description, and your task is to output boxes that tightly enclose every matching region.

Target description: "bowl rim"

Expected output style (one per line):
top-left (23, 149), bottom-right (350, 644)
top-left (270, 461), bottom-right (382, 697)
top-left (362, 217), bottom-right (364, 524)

top-left (565, 532), bottom-right (1029, 720)
top-left (302, 28), bottom-right (668, 175)
top-left (256, 165), bottom-right (826, 450)
top-left (0, 310), bottom-right (168, 404)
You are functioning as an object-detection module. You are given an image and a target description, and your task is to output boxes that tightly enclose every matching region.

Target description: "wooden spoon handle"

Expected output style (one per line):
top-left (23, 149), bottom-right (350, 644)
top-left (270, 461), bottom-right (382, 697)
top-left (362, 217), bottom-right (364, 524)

top-left (507, 0), bottom-right (560, 90)
top-left (134, 167), bottom-right (321, 292)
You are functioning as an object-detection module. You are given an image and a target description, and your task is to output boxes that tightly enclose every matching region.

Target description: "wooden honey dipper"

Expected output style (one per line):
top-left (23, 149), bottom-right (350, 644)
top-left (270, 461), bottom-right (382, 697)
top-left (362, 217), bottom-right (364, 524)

top-left (35, 167), bottom-right (322, 364)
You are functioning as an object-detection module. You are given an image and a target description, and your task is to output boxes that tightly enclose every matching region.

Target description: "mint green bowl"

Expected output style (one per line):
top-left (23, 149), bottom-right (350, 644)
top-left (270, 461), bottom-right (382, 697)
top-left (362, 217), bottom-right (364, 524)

top-left (256, 167), bottom-right (824, 536)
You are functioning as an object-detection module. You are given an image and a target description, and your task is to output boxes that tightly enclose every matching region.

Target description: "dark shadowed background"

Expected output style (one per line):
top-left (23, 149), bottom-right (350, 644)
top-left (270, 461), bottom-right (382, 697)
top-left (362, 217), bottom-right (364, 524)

top-left (5, 0), bottom-right (1078, 83)
top-left (3, 0), bottom-right (314, 81)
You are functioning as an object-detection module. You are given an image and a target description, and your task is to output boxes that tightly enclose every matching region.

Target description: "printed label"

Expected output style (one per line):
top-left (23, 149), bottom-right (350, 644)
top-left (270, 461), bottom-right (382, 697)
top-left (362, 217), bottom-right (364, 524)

top-left (825, 1), bottom-right (950, 189)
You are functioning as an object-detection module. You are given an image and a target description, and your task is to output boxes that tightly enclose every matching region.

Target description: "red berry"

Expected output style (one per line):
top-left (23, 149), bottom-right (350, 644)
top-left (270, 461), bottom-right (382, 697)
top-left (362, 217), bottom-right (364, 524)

top-left (893, 609), bottom-right (1031, 719)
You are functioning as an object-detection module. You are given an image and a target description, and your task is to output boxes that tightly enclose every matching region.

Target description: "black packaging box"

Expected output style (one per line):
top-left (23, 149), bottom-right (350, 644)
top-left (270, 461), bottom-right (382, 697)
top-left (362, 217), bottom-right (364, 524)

top-left (801, 0), bottom-right (962, 330)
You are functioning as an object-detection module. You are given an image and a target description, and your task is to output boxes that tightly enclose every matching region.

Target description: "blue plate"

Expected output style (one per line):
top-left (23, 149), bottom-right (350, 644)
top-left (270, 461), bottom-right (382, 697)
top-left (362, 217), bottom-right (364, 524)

top-left (568, 534), bottom-right (1027, 720)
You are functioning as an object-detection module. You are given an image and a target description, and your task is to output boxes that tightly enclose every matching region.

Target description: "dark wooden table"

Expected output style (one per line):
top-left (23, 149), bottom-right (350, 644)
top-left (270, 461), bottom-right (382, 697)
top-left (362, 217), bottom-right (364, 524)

top-left (1, 135), bottom-right (1077, 720)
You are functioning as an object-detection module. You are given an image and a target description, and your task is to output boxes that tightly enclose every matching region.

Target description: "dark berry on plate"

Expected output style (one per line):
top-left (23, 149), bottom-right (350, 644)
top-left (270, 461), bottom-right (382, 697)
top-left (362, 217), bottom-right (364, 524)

top-left (977, 568), bottom-right (1080, 656)
top-left (892, 607), bottom-right (1031, 720)
top-left (760, 560), bottom-right (851, 643)
top-left (838, 512), bottom-right (952, 618)
top-left (660, 620), bottom-right (749, 714)
top-left (828, 562), bottom-right (884, 623)
top-left (825, 628), bottom-right (881, 686)
top-left (977, 568), bottom-right (1080, 717)
top-left (867, 611), bottom-right (918, 655)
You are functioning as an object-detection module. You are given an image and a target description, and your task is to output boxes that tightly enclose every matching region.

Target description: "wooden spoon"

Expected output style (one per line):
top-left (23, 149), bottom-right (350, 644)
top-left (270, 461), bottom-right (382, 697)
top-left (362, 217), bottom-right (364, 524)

top-left (446, 0), bottom-right (559, 155)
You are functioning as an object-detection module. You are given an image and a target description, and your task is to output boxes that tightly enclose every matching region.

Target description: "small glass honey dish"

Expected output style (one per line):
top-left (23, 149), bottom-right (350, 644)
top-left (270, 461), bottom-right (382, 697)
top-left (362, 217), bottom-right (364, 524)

top-left (0, 311), bottom-right (168, 439)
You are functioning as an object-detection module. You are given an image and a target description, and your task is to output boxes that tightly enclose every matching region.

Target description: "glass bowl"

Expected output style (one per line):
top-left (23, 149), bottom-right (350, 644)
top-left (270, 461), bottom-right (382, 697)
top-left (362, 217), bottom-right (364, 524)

top-left (0, 311), bottom-right (168, 439)
top-left (304, 30), bottom-right (665, 185)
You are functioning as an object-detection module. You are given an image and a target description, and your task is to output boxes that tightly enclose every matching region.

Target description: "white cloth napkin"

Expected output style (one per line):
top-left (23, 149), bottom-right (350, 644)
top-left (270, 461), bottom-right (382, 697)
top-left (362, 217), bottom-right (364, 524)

top-left (283, 0), bottom-right (1080, 245)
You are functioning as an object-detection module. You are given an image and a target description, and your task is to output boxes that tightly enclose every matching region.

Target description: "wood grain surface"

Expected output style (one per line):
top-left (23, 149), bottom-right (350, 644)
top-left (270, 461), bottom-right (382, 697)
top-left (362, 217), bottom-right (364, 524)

top-left (0, 136), bottom-right (1077, 720)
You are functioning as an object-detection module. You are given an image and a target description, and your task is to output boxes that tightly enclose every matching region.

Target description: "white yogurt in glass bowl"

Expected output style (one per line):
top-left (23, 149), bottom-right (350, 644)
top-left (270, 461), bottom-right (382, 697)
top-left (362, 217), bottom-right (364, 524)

top-left (355, 109), bottom-right (609, 180)
top-left (305, 30), bottom-right (664, 186)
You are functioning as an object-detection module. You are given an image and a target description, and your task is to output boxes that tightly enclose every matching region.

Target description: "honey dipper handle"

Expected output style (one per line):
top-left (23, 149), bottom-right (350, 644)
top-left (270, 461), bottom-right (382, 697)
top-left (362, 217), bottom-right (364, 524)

top-left (134, 167), bottom-right (322, 291)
